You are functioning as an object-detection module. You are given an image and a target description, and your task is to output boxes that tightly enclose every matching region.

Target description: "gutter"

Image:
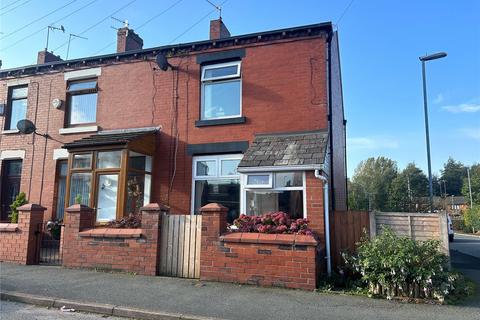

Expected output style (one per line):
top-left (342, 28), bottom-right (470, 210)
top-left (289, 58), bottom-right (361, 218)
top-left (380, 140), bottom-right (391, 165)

top-left (314, 169), bottom-right (332, 276)
top-left (237, 164), bottom-right (323, 173)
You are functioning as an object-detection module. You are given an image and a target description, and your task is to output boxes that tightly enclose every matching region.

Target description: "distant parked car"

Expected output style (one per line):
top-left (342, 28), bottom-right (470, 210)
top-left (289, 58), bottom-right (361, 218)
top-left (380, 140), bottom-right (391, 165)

top-left (447, 215), bottom-right (454, 242)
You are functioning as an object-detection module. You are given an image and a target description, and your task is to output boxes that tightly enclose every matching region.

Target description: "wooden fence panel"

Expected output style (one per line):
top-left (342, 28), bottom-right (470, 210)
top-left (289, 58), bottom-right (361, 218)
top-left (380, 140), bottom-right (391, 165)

top-left (159, 214), bottom-right (202, 278)
top-left (370, 211), bottom-right (449, 255)
top-left (331, 211), bottom-right (370, 269)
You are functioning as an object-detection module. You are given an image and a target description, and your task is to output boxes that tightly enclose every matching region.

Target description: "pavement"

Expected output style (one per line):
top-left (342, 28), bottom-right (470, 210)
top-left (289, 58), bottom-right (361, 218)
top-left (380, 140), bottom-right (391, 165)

top-left (1, 262), bottom-right (479, 320)
top-left (1, 300), bottom-right (126, 320)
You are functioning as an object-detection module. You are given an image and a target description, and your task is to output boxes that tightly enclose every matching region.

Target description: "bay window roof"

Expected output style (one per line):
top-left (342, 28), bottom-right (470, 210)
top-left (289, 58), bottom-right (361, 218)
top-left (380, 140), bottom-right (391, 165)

top-left (238, 130), bottom-right (328, 171)
top-left (62, 127), bottom-right (159, 151)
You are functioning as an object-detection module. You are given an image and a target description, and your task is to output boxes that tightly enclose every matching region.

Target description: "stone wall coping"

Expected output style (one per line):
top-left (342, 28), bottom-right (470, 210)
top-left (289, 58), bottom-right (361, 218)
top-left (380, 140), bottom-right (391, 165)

top-left (79, 228), bottom-right (142, 238)
top-left (200, 203), bottom-right (228, 212)
top-left (17, 204), bottom-right (46, 212)
top-left (220, 232), bottom-right (318, 246)
top-left (140, 203), bottom-right (170, 212)
top-left (0, 223), bottom-right (19, 232)
top-left (65, 204), bottom-right (94, 213)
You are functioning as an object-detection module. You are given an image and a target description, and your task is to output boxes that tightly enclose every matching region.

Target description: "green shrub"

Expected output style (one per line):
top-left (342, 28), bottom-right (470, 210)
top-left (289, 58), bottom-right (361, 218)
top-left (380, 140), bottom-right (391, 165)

top-left (9, 192), bottom-right (28, 223)
top-left (451, 217), bottom-right (472, 233)
top-left (464, 205), bottom-right (480, 233)
top-left (344, 227), bottom-right (472, 302)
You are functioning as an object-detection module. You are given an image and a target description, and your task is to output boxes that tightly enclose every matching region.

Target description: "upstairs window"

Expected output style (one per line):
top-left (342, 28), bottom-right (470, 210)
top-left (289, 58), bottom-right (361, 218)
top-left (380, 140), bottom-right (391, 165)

top-left (5, 86), bottom-right (28, 130)
top-left (201, 61), bottom-right (241, 120)
top-left (67, 79), bottom-right (98, 126)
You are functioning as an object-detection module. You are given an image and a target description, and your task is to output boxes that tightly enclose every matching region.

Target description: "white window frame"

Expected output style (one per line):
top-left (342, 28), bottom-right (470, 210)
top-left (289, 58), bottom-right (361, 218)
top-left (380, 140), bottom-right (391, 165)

top-left (191, 154), bottom-right (242, 214)
top-left (241, 171), bottom-right (307, 218)
top-left (201, 61), bottom-right (241, 81)
top-left (201, 61), bottom-right (242, 121)
top-left (245, 173), bottom-right (273, 188)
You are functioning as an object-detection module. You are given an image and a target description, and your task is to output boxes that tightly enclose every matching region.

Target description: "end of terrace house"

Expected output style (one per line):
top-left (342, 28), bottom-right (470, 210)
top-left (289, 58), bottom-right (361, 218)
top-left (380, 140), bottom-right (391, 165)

top-left (0, 18), bottom-right (347, 287)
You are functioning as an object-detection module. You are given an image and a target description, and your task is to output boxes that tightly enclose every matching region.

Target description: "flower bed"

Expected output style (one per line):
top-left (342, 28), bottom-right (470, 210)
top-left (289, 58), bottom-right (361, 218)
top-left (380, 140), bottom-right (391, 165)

top-left (230, 212), bottom-right (314, 235)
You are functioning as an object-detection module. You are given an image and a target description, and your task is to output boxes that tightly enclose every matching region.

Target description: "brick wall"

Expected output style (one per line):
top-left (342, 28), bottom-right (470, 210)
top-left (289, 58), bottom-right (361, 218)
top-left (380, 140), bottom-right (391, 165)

top-left (199, 203), bottom-right (319, 290)
top-left (0, 34), bottom-right (330, 221)
top-left (0, 204), bottom-right (45, 264)
top-left (62, 203), bottom-right (164, 275)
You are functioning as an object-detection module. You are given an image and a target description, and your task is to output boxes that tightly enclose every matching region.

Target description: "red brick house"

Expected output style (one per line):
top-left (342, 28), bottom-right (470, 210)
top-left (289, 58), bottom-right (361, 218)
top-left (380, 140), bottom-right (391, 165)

top-left (0, 19), bottom-right (347, 277)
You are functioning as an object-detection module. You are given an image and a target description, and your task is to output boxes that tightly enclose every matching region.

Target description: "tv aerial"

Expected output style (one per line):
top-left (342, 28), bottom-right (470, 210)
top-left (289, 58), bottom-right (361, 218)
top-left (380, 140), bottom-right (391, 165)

top-left (45, 25), bottom-right (65, 51)
top-left (205, 0), bottom-right (222, 19)
top-left (66, 33), bottom-right (88, 59)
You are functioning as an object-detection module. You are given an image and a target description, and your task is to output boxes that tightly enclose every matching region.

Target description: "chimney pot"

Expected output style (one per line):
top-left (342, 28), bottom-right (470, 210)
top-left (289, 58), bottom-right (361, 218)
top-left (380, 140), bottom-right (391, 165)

top-left (37, 50), bottom-right (62, 64)
top-left (210, 18), bottom-right (230, 40)
top-left (117, 27), bottom-right (143, 53)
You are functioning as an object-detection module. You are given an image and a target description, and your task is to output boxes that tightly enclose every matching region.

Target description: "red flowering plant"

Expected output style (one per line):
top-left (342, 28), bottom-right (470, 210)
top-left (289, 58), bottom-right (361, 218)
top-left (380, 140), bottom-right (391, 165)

top-left (229, 211), bottom-right (314, 235)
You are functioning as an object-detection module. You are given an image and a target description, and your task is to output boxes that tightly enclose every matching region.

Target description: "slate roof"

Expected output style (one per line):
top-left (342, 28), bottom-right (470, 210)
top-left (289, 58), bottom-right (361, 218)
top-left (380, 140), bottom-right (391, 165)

top-left (62, 128), bottom-right (158, 150)
top-left (238, 130), bottom-right (328, 168)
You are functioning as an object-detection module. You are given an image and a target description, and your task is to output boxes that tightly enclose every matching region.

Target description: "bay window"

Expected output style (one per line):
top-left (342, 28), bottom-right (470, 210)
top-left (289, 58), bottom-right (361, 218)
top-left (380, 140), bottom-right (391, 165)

top-left (242, 171), bottom-right (306, 219)
top-left (201, 61), bottom-right (241, 120)
top-left (192, 154), bottom-right (241, 222)
top-left (66, 149), bottom-right (153, 223)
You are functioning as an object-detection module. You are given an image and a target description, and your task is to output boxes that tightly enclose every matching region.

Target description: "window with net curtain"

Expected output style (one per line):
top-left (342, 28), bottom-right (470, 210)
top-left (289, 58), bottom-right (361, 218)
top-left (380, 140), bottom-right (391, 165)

top-left (245, 172), bottom-right (304, 219)
top-left (6, 86), bottom-right (28, 130)
top-left (67, 79), bottom-right (98, 126)
top-left (201, 61), bottom-right (241, 120)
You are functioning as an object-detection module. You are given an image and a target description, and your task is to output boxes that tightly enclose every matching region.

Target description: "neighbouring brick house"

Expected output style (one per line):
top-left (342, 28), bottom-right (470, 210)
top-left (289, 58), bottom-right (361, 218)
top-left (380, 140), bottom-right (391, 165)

top-left (0, 19), bottom-right (347, 280)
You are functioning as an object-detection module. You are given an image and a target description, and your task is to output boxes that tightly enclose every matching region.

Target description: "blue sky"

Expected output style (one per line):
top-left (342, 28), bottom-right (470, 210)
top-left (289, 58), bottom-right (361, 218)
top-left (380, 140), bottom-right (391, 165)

top-left (1, 0), bottom-right (479, 176)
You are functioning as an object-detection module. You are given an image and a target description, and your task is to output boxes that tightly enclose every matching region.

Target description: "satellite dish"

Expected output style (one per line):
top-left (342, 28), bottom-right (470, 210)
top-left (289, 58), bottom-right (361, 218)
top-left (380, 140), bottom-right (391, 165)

top-left (155, 53), bottom-right (171, 71)
top-left (17, 119), bottom-right (36, 134)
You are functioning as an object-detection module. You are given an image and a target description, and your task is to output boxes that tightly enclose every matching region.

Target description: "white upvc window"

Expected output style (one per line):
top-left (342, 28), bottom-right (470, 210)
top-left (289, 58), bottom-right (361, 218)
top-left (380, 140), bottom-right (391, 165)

top-left (201, 61), bottom-right (242, 120)
top-left (192, 154), bottom-right (242, 222)
top-left (245, 173), bottom-right (273, 188)
top-left (241, 171), bottom-right (307, 219)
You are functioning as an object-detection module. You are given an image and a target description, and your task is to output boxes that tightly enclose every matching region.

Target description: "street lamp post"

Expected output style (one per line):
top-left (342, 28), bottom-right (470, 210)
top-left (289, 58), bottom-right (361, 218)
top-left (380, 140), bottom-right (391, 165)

top-left (419, 52), bottom-right (447, 212)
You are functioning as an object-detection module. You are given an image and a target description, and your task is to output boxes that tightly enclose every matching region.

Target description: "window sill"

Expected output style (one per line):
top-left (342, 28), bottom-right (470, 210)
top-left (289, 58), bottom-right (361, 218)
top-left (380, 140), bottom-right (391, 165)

top-left (1, 129), bottom-right (19, 135)
top-left (59, 125), bottom-right (98, 135)
top-left (195, 116), bottom-right (246, 127)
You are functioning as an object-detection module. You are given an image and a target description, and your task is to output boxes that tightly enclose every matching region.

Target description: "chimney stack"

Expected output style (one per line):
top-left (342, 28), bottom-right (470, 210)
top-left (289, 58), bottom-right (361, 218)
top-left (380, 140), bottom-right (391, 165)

top-left (117, 27), bottom-right (143, 53)
top-left (210, 18), bottom-right (230, 40)
top-left (37, 50), bottom-right (63, 64)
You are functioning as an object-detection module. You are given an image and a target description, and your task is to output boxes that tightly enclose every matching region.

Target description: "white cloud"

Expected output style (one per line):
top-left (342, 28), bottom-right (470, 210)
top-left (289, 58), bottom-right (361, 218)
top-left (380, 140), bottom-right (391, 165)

top-left (433, 94), bottom-right (444, 104)
top-left (347, 136), bottom-right (399, 150)
top-left (442, 103), bottom-right (480, 113)
top-left (459, 127), bottom-right (480, 141)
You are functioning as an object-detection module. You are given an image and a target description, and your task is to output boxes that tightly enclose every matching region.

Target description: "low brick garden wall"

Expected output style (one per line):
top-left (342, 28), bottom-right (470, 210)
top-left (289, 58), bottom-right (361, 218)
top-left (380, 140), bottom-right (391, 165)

top-left (62, 204), bottom-right (165, 275)
top-left (199, 203), bottom-right (319, 290)
top-left (0, 204), bottom-right (45, 265)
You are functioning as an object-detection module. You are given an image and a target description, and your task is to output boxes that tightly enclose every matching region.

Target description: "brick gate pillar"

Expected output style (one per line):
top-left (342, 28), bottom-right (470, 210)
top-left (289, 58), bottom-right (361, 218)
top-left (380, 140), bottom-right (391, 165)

top-left (62, 204), bottom-right (95, 267)
top-left (139, 203), bottom-right (166, 275)
top-left (17, 204), bottom-right (46, 264)
top-left (199, 203), bottom-right (228, 279)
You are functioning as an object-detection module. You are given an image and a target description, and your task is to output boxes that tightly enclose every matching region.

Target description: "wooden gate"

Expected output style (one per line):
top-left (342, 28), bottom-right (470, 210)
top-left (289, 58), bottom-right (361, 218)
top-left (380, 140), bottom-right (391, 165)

top-left (159, 214), bottom-right (202, 278)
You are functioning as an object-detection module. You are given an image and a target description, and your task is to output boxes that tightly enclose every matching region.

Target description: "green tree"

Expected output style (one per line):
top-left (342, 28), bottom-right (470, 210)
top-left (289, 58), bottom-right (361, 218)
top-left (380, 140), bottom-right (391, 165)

top-left (440, 158), bottom-right (466, 196)
top-left (9, 192), bottom-right (28, 223)
top-left (464, 205), bottom-right (480, 233)
top-left (350, 157), bottom-right (398, 211)
top-left (462, 164), bottom-right (480, 206)
top-left (388, 163), bottom-right (428, 211)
